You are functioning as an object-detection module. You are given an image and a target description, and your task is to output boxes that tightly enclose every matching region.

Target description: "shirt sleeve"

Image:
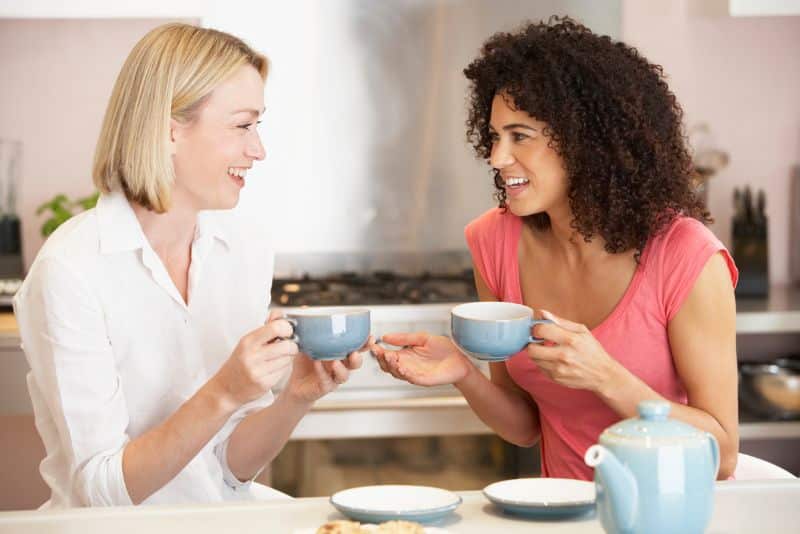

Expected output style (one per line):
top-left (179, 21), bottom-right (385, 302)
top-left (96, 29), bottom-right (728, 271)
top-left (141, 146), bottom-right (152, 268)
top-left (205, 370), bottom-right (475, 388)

top-left (657, 218), bottom-right (739, 322)
top-left (212, 232), bottom-right (277, 492)
top-left (213, 391), bottom-right (275, 491)
top-left (14, 256), bottom-right (133, 506)
top-left (464, 208), bottom-right (503, 299)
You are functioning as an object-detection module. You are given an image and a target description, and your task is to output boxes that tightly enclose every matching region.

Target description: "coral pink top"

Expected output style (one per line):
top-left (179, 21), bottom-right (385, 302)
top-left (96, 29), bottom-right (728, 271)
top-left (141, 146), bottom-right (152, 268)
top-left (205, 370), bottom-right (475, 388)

top-left (464, 208), bottom-right (738, 480)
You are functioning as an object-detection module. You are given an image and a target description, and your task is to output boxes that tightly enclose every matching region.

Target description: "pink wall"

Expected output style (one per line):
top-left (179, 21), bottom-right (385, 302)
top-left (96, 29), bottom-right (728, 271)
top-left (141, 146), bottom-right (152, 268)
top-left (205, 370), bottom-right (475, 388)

top-left (0, 19), bottom-right (193, 510)
top-left (622, 0), bottom-right (800, 285)
top-left (0, 18), bottom-right (193, 272)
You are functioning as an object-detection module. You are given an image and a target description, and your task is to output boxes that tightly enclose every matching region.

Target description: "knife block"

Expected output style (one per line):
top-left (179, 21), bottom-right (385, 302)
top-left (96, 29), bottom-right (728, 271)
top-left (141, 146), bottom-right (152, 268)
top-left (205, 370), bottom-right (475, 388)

top-left (732, 218), bottom-right (769, 298)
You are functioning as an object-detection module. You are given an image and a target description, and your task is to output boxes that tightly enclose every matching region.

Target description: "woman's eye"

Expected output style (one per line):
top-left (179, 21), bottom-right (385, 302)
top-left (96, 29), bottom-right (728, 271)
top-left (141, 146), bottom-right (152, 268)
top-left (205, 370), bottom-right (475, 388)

top-left (238, 120), bottom-right (262, 131)
top-left (512, 132), bottom-right (529, 142)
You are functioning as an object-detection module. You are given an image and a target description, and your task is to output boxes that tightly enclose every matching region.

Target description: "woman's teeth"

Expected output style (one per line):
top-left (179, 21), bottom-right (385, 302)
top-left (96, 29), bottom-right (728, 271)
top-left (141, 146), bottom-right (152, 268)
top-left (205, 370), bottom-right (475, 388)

top-left (505, 177), bottom-right (529, 187)
top-left (227, 167), bottom-right (248, 178)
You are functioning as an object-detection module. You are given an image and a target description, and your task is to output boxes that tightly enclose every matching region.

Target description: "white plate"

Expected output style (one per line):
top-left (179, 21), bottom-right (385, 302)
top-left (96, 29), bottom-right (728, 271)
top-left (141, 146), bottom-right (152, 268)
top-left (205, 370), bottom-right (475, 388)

top-left (293, 526), bottom-right (449, 534)
top-left (330, 485), bottom-right (461, 523)
top-left (483, 478), bottom-right (596, 518)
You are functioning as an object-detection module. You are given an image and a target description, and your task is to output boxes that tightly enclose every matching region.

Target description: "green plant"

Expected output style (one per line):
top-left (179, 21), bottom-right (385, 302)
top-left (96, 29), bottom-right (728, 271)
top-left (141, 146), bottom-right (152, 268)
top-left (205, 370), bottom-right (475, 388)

top-left (36, 191), bottom-right (100, 237)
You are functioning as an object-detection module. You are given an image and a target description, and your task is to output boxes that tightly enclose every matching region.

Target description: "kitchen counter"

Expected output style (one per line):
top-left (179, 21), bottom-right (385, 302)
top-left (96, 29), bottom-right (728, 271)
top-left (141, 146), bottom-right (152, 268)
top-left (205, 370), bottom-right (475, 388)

top-left (0, 480), bottom-right (798, 533)
top-left (0, 312), bottom-right (19, 349)
top-left (2, 285), bottom-right (800, 339)
top-left (3, 284), bottom-right (800, 338)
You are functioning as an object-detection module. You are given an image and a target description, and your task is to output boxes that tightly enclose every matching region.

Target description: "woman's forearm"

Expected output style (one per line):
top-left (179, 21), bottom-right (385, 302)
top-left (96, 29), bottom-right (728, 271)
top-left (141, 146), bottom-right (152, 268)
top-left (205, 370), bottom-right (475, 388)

top-left (455, 364), bottom-right (541, 447)
top-left (596, 366), bottom-right (739, 479)
top-left (122, 379), bottom-right (238, 504)
top-left (224, 391), bottom-right (313, 481)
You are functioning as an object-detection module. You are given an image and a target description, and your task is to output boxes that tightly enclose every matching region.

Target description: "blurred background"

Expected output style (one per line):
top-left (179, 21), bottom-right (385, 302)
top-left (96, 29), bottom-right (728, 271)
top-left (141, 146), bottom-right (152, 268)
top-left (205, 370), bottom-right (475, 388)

top-left (0, 0), bottom-right (799, 510)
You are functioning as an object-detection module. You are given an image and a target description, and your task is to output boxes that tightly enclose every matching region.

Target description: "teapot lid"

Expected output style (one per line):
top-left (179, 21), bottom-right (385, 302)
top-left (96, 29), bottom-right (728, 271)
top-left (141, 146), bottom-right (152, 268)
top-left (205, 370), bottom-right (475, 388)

top-left (601, 400), bottom-right (707, 445)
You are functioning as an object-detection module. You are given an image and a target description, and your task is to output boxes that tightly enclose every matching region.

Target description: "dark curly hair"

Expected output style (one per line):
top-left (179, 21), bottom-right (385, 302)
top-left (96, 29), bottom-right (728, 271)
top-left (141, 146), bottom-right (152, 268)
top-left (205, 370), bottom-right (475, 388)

top-left (464, 16), bottom-right (710, 257)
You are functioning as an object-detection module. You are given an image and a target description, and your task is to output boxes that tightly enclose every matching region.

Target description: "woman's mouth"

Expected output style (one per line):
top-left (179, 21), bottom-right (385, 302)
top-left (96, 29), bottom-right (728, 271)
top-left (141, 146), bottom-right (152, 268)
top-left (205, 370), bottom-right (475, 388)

top-left (504, 176), bottom-right (530, 198)
top-left (228, 167), bottom-right (248, 188)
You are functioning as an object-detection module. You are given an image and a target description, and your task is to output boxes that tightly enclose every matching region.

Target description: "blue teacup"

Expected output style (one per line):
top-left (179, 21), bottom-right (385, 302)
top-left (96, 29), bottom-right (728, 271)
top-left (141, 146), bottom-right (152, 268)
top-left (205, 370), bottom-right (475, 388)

top-left (451, 302), bottom-right (553, 361)
top-left (286, 308), bottom-right (371, 361)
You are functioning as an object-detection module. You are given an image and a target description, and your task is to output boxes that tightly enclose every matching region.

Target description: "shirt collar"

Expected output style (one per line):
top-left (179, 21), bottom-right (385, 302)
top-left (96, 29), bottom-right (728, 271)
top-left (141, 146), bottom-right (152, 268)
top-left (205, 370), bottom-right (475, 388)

top-left (195, 210), bottom-right (232, 251)
top-left (96, 190), bottom-right (146, 254)
top-left (96, 190), bottom-right (232, 255)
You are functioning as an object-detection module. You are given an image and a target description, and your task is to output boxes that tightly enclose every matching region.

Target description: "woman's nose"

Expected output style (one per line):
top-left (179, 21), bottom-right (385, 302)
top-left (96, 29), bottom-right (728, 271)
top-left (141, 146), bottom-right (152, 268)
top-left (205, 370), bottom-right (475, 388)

top-left (490, 139), bottom-right (514, 169)
top-left (246, 132), bottom-right (266, 161)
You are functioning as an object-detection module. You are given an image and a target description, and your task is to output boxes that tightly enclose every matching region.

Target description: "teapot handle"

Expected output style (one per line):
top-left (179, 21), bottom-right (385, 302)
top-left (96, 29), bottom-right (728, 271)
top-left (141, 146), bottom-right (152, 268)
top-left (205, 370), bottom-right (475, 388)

top-left (707, 432), bottom-right (720, 478)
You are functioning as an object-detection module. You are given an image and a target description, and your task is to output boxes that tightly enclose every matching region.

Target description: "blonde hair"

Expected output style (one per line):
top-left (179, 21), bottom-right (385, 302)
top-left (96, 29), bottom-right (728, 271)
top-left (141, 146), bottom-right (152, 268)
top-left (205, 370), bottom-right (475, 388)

top-left (92, 23), bottom-right (268, 212)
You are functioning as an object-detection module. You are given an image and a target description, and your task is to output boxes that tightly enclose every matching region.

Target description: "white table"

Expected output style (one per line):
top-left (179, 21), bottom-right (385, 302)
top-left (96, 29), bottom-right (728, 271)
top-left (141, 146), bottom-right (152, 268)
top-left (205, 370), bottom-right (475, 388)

top-left (0, 480), bottom-right (798, 534)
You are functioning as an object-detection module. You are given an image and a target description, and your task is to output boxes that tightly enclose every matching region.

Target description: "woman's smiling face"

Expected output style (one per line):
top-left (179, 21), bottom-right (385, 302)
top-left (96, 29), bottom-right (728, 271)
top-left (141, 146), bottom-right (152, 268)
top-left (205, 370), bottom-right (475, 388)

top-left (170, 64), bottom-right (266, 211)
top-left (488, 93), bottom-right (569, 220)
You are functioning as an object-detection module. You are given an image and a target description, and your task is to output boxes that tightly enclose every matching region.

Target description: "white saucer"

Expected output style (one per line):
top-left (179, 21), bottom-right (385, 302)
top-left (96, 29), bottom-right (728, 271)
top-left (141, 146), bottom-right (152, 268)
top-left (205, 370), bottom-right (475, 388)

top-left (483, 478), bottom-right (596, 518)
top-left (294, 527), bottom-right (449, 534)
top-left (330, 485), bottom-right (461, 524)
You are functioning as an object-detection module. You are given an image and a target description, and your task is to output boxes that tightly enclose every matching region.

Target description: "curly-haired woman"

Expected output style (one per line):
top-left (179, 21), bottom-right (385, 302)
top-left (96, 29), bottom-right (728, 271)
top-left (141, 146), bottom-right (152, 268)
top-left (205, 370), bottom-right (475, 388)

top-left (371, 17), bottom-right (738, 480)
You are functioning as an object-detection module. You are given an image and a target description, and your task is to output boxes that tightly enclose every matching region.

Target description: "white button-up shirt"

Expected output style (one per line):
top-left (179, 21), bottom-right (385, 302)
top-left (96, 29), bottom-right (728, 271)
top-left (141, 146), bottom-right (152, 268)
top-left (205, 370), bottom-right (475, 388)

top-left (14, 191), bottom-right (277, 508)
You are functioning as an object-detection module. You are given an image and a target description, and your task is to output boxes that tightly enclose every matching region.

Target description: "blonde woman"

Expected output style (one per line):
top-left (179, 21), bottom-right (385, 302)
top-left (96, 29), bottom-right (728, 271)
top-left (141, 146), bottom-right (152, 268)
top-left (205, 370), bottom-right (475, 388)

top-left (14, 23), bottom-right (363, 508)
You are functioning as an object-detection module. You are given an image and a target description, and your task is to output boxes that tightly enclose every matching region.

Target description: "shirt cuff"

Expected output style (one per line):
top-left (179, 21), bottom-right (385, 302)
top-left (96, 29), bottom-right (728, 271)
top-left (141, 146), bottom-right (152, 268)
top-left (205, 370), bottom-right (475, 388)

top-left (214, 437), bottom-right (264, 492)
top-left (77, 443), bottom-right (134, 507)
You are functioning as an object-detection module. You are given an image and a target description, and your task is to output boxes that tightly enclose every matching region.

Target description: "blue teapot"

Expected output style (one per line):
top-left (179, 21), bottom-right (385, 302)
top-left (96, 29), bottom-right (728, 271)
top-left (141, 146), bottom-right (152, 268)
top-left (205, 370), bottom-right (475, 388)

top-left (584, 400), bottom-right (719, 534)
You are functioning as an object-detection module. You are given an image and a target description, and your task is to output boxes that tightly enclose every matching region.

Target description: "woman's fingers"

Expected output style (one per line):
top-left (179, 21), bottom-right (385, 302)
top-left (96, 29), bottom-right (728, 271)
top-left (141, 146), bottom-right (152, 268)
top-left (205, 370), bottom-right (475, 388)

top-left (324, 360), bottom-right (350, 384)
top-left (380, 332), bottom-right (428, 347)
top-left (344, 350), bottom-right (363, 370)
top-left (540, 309), bottom-right (588, 333)
top-left (532, 321), bottom-right (578, 346)
top-left (260, 354), bottom-right (294, 376)
top-left (262, 338), bottom-right (299, 359)
top-left (378, 350), bottom-right (408, 381)
top-left (357, 335), bottom-right (376, 353)
top-left (266, 309), bottom-right (285, 323)
top-left (250, 318), bottom-right (294, 345)
top-left (526, 342), bottom-right (564, 362)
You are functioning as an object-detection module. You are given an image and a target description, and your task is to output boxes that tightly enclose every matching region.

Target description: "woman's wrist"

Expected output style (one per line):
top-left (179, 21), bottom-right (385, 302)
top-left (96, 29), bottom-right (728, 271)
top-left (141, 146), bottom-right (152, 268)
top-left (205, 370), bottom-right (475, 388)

top-left (454, 356), bottom-right (482, 391)
top-left (276, 387), bottom-right (316, 415)
top-left (201, 376), bottom-right (242, 417)
top-left (594, 358), bottom-right (633, 404)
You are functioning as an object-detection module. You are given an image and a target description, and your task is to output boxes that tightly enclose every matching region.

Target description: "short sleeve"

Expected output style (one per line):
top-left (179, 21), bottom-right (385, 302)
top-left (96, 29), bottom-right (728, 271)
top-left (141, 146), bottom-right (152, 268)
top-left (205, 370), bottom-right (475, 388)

top-left (656, 218), bottom-right (738, 322)
top-left (464, 208), bottom-right (506, 299)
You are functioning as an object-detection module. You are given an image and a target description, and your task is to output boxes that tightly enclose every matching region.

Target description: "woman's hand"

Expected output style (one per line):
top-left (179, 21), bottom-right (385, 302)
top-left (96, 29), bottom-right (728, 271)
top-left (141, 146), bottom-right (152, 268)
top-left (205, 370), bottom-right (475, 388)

top-left (283, 338), bottom-right (368, 405)
top-left (527, 310), bottom-right (626, 392)
top-left (370, 333), bottom-right (473, 387)
top-left (210, 311), bottom-right (298, 409)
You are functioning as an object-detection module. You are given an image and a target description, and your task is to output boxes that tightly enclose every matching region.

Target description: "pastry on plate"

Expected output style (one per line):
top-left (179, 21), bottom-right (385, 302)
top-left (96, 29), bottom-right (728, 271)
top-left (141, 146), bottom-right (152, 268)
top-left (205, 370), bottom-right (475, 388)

top-left (373, 520), bottom-right (425, 534)
top-left (316, 519), bottom-right (365, 534)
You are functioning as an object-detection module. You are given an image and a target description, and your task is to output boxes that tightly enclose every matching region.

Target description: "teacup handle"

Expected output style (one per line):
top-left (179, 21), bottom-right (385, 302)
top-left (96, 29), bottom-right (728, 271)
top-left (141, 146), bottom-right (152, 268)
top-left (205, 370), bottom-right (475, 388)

top-left (708, 432), bottom-right (720, 479)
top-left (284, 317), bottom-right (300, 344)
top-left (528, 318), bottom-right (554, 344)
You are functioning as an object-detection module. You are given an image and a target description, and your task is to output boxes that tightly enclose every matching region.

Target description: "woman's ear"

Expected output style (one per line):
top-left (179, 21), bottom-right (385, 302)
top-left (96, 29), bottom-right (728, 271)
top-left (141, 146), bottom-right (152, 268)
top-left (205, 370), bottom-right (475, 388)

top-left (168, 118), bottom-right (183, 156)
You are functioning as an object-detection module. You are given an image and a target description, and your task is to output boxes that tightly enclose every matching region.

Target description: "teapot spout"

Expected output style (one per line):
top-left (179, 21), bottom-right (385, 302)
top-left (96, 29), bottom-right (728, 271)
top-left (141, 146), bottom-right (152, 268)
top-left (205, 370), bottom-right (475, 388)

top-left (585, 444), bottom-right (638, 533)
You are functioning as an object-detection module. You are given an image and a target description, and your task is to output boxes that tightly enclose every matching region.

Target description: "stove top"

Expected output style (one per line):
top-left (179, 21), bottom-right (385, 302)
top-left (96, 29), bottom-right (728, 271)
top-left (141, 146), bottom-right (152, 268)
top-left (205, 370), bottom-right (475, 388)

top-left (272, 269), bottom-right (478, 306)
